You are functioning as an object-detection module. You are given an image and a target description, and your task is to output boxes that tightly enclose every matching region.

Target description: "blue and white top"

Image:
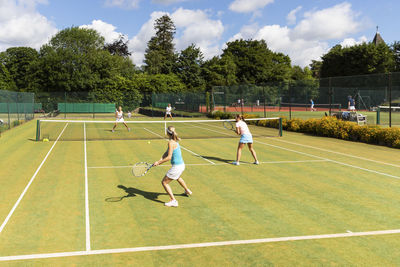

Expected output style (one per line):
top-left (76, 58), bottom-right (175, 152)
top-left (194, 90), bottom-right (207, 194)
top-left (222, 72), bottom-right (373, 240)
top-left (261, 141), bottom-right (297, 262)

top-left (171, 143), bottom-right (184, 165)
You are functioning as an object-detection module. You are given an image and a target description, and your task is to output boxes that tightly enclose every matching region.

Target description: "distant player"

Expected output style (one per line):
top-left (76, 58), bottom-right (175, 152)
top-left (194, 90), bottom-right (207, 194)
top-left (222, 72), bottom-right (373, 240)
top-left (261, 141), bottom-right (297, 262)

top-left (232, 114), bottom-right (259, 166)
top-left (164, 103), bottom-right (173, 120)
top-left (310, 99), bottom-right (317, 112)
top-left (348, 96), bottom-right (356, 111)
top-left (153, 126), bottom-right (192, 207)
top-left (112, 106), bottom-right (130, 132)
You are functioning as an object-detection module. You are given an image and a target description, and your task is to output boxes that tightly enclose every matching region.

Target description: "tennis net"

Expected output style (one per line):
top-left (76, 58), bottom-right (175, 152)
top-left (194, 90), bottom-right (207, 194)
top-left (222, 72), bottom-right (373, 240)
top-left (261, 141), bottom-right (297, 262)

top-left (36, 117), bottom-right (282, 141)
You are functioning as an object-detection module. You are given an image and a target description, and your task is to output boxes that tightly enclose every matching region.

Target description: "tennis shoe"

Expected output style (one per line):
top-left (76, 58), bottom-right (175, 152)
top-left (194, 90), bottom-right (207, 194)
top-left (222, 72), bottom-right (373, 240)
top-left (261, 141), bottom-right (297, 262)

top-left (164, 200), bottom-right (178, 207)
top-left (254, 161), bottom-right (260, 165)
top-left (128, 128), bottom-right (131, 132)
top-left (184, 189), bottom-right (192, 196)
top-left (112, 129), bottom-right (115, 133)
top-left (232, 161), bottom-right (240, 165)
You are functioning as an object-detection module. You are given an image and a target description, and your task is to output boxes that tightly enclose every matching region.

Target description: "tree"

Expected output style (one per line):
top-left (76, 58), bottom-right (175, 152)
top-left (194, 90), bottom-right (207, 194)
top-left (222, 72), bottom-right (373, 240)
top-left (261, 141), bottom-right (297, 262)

top-left (201, 54), bottom-right (237, 91)
top-left (391, 41), bottom-right (400, 72)
top-left (144, 15), bottom-right (177, 74)
top-left (35, 27), bottom-right (136, 94)
top-left (0, 63), bottom-right (16, 90)
top-left (222, 39), bottom-right (291, 84)
top-left (320, 43), bottom-right (394, 78)
top-left (175, 44), bottom-right (205, 91)
top-left (104, 35), bottom-right (131, 57)
top-left (0, 47), bottom-right (39, 91)
top-left (309, 60), bottom-right (322, 78)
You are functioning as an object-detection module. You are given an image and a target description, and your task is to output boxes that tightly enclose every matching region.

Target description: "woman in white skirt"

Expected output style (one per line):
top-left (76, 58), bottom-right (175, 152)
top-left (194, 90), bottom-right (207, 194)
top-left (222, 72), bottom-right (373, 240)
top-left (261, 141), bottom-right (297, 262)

top-left (233, 114), bottom-right (259, 166)
top-left (164, 103), bottom-right (173, 120)
top-left (153, 126), bottom-right (192, 207)
top-left (112, 106), bottom-right (130, 132)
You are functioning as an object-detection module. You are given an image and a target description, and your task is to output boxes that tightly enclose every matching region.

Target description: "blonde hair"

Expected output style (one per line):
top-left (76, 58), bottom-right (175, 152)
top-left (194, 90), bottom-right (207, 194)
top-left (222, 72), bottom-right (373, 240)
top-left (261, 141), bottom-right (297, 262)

top-left (166, 126), bottom-right (180, 141)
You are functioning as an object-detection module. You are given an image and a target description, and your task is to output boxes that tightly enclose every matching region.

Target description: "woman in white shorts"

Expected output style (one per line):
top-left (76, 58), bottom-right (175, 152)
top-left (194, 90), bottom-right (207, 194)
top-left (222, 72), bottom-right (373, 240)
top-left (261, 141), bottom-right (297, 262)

top-left (153, 126), bottom-right (192, 207)
top-left (164, 103), bottom-right (173, 120)
top-left (112, 106), bottom-right (130, 132)
top-left (233, 114), bottom-right (259, 166)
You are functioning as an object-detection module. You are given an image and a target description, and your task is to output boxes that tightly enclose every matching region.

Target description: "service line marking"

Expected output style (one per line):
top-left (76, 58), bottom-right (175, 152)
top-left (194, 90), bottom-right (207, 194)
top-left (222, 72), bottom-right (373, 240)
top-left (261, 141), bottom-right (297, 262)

top-left (1, 228), bottom-right (400, 261)
top-left (87, 159), bottom-right (329, 169)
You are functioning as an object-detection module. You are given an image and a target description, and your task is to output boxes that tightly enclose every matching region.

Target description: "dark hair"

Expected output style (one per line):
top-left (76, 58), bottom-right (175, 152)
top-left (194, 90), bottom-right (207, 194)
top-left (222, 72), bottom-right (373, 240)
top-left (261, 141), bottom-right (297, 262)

top-left (235, 114), bottom-right (245, 122)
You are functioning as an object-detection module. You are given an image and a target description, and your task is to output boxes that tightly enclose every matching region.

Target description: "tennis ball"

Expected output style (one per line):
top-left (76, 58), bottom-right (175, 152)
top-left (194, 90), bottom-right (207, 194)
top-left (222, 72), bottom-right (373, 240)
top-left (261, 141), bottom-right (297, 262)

top-left (147, 141), bottom-right (151, 144)
top-left (43, 138), bottom-right (49, 142)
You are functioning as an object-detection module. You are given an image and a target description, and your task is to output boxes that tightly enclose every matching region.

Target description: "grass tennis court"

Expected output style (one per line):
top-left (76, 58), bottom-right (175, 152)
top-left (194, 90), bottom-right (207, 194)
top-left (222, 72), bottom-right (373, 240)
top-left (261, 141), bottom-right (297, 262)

top-left (1, 117), bottom-right (400, 265)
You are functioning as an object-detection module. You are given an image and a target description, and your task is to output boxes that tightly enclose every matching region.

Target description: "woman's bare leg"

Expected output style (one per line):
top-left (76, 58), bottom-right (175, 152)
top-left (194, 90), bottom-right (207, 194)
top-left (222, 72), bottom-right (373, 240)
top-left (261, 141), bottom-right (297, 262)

top-left (247, 143), bottom-right (258, 162)
top-left (236, 143), bottom-right (245, 162)
top-left (162, 176), bottom-right (175, 200)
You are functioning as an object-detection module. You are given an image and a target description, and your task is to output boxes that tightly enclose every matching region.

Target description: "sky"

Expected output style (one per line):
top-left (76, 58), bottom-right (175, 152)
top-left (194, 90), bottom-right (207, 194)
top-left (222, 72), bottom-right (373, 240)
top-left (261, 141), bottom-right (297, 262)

top-left (0, 0), bottom-right (398, 67)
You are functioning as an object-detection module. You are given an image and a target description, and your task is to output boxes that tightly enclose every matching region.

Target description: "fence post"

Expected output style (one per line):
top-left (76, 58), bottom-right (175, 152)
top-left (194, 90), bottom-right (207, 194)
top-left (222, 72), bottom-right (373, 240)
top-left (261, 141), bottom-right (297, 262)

top-left (263, 87), bottom-right (266, 118)
top-left (376, 107), bottom-right (380, 125)
top-left (7, 101), bottom-right (11, 129)
top-left (388, 72), bottom-right (392, 127)
top-left (329, 77), bottom-right (332, 116)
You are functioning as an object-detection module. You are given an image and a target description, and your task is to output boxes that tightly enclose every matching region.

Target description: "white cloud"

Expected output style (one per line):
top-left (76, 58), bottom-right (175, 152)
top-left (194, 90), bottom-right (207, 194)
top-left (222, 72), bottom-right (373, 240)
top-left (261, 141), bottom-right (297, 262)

top-left (286, 6), bottom-right (302, 25)
top-left (129, 8), bottom-right (224, 65)
top-left (80, 20), bottom-right (125, 44)
top-left (229, 2), bottom-right (365, 67)
top-left (340, 36), bottom-right (367, 47)
top-left (291, 2), bottom-right (361, 40)
top-left (0, 0), bottom-right (57, 51)
top-left (104, 0), bottom-right (140, 9)
top-left (152, 0), bottom-right (186, 4)
top-left (229, 0), bottom-right (274, 13)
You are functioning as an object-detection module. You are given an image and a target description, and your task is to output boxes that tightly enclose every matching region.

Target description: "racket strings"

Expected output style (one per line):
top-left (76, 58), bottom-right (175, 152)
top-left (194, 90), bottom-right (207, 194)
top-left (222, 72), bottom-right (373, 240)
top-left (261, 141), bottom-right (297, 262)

top-left (132, 162), bottom-right (151, 176)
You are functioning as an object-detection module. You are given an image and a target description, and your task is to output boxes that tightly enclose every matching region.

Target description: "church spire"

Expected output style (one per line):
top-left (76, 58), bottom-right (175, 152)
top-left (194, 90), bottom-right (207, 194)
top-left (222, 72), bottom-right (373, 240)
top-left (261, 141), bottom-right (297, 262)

top-left (373, 26), bottom-right (385, 46)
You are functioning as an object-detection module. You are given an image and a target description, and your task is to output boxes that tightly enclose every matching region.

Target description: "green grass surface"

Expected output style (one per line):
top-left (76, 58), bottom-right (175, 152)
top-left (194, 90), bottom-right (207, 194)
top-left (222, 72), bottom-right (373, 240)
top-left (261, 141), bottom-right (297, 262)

top-left (0, 118), bottom-right (400, 265)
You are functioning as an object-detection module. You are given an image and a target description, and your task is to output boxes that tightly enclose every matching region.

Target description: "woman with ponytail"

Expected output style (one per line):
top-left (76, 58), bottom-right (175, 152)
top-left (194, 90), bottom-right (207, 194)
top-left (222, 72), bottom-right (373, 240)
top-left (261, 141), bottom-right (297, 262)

top-left (233, 114), bottom-right (259, 166)
top-left (153, 126), bottom-right (192, 207)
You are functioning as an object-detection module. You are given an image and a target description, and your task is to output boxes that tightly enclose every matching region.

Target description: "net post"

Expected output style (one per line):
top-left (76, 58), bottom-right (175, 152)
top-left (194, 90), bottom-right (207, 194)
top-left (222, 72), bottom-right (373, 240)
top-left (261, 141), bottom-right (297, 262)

top-left (36, 120), bottom-right (41, 141)
top-left (279, 117), bottom-right (283, 137)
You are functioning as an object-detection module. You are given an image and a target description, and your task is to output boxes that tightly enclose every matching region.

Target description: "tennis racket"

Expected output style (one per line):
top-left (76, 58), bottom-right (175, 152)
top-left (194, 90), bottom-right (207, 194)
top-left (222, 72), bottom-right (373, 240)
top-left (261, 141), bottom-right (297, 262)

top-left (223, 121), bottom-right (236, 132)
top-left (131, 162), bottom-right (154, 177)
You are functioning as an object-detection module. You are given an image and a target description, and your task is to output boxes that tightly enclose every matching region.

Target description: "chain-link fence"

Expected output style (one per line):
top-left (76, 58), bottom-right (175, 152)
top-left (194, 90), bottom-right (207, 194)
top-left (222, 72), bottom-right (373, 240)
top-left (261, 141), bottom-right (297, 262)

top-left (0, 90), bottom-right (34, 133)
top-left (34, 91), bottom-right (141, 119)
top-left (150, 72), bottom-right (400, 126)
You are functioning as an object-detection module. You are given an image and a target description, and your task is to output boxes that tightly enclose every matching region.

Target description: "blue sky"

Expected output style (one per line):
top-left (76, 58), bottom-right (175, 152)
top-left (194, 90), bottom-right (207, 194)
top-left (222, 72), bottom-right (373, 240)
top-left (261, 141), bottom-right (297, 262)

top-left (0, 0), bottom-right (398, 67)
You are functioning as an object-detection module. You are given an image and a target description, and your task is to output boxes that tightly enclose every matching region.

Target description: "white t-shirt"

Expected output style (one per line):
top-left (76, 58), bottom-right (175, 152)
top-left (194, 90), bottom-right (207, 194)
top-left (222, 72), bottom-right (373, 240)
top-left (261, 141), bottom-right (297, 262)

top-left (166, 106), bottom-right (172, 113)
top-left (116, 111), bottom-right (124, 121)
top-left (235, 120), bottom-right (251, 135)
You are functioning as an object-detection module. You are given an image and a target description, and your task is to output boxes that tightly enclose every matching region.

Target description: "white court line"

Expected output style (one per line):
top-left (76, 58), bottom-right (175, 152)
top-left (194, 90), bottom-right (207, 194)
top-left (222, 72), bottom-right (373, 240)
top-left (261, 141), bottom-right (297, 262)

top-left (83, 123), bottom-right (91, 251)
top-left (1, 228), bottom-right (400, 261)
top-left (87, 159), bottom-right (329, 169)
top-left (143, 127), bottom-right (216, 165)
top-left (271, 138), bottom-right (400, 169)
top-left (0, 123), bottom-right (69, 234)
top-left (194, 123), bottom-right (400, 180)
top-left (255, 140), bottom-right (400, 180)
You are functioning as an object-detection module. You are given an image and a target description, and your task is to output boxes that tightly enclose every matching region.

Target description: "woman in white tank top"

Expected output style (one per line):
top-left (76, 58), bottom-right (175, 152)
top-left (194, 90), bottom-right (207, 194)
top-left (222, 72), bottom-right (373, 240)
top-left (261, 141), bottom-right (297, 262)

top-left (112, 106), bottom-right (130, 132)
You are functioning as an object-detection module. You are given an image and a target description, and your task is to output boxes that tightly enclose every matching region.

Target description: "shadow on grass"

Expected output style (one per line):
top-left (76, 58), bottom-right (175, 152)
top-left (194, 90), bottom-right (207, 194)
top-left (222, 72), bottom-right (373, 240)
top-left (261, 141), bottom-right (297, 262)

top-left (199, 155), bottom-right (233, 163)
top-left (105, 185), bottom-right (186, 204)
